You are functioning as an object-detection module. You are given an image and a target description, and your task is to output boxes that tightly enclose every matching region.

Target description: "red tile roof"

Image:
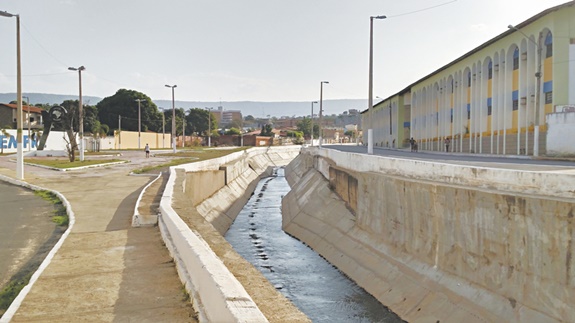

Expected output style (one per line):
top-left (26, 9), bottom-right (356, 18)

top-left (0, 103), bottom-right (44, 114)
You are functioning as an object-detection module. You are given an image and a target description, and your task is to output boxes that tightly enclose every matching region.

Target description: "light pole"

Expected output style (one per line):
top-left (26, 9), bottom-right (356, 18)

top-left (135, 99), bottom-right (145, 149)
top-left (182, 114), bottom-right (185, 148)
top-left (368, 15), bottom-right (386, 155)
top-left (508, 24), bottom-right (542, 157)
top-left (319, 81), bottom-right (329, 147)
top-left (165, 84), bottom-right (177, 153)
top-left (23, 95), bottom-right (30, 151)
top-left (68, 66), bottom-right (85, 161)
top-left (1, 10), bottom-right (23, 179)
top-left (310, 101), bottom-right (318, 146)
top-left (159, 108), bottom-right (166, 148)
top-left (208, 109), bottom-right (212, 147)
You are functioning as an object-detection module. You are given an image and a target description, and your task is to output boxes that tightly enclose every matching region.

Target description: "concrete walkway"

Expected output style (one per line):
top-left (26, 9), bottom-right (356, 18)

top-left (0, 151), bottom-right (196, 322)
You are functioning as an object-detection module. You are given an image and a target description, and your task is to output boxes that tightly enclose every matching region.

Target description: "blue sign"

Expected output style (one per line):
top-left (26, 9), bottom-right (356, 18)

top-left (0, 135), bottom-right (37, 149)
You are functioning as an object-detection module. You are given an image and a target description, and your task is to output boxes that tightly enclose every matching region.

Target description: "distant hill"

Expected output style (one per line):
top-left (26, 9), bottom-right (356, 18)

top-left (0, 92), bottom-right (103, 106)
top-left (1, 93), bottom-right (366, 118)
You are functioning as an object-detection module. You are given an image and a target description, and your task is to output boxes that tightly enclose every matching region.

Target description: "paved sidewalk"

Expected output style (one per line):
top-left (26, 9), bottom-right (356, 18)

top-left (0, 151), bottom-right (196, 322)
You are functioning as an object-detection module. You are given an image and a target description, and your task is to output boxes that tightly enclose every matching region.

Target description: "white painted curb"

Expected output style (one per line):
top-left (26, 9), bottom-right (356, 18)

top-left (0, 175), bottom-right (75, 323)
top-left (132, 172), bottom-right (162, 227)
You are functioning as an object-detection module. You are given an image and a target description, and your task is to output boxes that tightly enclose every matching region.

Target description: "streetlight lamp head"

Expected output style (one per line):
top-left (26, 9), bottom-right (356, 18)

top-left (79, 66), bottom-right (85, 71)
top-left (322, 81), bottom-right (329, 84)
top-left (68, 67), bottom-right (76, 71)
top-left (374, 15), bottom-right (386, 19)
top-left (0, 11), bottom-right (16, 17)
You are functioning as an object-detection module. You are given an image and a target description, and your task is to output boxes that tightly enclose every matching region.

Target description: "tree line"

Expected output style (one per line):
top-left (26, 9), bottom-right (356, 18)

top-left (16, 89), bottom-right (219, 138)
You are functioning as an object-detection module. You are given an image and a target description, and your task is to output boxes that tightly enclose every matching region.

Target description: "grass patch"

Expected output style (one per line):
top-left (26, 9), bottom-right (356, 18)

top-left (133, 147), bottom-right (247, 174)
top-left (0, 272), bottom-right (33, 317)
top-left (25, 158), bottom-right (124, 169)
top-left (181, 285), bottom-right (190, 302)
top-left (34, 190), bottom-right (68, 226)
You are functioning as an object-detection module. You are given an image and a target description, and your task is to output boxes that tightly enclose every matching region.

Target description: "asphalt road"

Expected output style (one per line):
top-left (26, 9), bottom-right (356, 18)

top-left (0, 181), bottom-right (55, 290)
top-left (325, 145), bottom-right (575, 171)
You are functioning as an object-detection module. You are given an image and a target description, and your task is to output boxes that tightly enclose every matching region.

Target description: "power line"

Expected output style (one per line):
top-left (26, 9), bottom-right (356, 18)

top-left (387, 0), bottom-right (459, 18)
top-left (3, 72), bottom-right (69, 77)
top-left (21, 22), bottom-right (69, 68)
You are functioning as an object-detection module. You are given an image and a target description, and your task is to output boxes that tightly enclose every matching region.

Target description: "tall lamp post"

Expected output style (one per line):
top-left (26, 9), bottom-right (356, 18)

top-left (319, 81), bottom-right (329, 147)
top-left (508, 24), bottom-right (542, 157)
top-left (135, 99), bottom-right (145, 149)
top-left (23, 95), bottom-right (30, 151)
top-left (68, 66), bottom-right (85, 161)
top-left (205, 107), bottom-right (213, 147)
top-left (1, 10), bottom-right (23, 179)
top-left (368, 15), bottom-right (386, 155)
top-left (310, 101), bottom-right (318, 146)
top-left (165, 84), bottom-right (177, 153)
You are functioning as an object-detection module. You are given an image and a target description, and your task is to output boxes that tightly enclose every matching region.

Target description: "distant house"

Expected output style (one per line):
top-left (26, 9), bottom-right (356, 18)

top-left (0, 103), bottom-right (44, 130)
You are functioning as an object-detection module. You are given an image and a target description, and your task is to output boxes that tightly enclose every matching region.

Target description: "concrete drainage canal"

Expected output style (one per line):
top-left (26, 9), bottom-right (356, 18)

top-left (225, 167), bottom-right (403, 323)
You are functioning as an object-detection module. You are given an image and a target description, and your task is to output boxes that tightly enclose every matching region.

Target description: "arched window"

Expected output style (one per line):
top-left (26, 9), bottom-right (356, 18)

top-left (513, 48), bottom-right (519, 70)
top-left (545, 31), bottom-right (553, 58)
top-left (467, 72), bottom-right (471, 87)
top-left (488, 61), bottom-right (493, 79)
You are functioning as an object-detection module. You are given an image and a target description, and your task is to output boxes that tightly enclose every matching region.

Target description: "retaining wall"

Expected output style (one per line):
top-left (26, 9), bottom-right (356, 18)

top-left (282, 147), bottom-right (575, 322)
top-left (159, 146), bottom-right (300, 322)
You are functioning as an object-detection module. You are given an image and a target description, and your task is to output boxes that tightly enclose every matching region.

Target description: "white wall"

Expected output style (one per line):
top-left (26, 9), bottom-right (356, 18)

top-left (0, 129), bottom-right (77, 153)
top-left (546, 111), bottom-right (575, 156)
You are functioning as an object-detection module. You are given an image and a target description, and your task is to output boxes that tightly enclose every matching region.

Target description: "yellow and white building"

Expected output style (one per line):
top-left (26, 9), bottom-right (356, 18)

top-left (364, 1), bottom-right (575, 156)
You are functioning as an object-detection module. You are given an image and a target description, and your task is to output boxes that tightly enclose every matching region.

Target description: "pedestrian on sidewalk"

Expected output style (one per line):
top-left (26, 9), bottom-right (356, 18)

top-left (145, 143), bottom-right (150, 158)
top-left (444, 137), bottom-right (450, 152)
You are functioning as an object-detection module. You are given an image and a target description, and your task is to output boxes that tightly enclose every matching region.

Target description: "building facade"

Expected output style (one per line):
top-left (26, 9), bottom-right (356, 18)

top-left (0, 103), bottom-right (44, 131)
top-left (363, 1), bottom-right (575, 156)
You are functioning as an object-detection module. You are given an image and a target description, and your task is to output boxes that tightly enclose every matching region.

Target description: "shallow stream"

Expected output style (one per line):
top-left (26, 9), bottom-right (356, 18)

top-left (224, 168), bottom-right (403, 323)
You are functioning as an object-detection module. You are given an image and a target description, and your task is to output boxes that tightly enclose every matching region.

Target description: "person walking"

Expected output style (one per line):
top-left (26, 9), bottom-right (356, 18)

top-left (145, 143), bottom-right (150, 158)
top-left (444, 137), bottom-right (450, 152)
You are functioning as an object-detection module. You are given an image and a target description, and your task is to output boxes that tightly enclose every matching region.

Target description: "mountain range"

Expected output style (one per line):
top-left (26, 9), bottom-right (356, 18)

top-left (0, 93), bottom-right (366, 118)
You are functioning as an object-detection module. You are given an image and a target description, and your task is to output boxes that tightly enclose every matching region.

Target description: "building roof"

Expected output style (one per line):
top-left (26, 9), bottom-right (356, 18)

top-left (363, 0), bottom-right (575, 114)
top-left (0, 103), bottom-right (44, 114)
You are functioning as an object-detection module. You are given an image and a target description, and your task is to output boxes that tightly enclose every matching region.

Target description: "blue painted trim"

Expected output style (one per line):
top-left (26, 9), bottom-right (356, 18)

top-left (545, 32), bottom-right (553, 45)
top-left (543, 81), bottom-right (553, 93)
top-left (512, 90), bottom-right (519, 100)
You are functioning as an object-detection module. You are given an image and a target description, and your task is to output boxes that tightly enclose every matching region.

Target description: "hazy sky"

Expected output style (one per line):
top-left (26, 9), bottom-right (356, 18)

top-left (0, 0), bottom-right (569, 103)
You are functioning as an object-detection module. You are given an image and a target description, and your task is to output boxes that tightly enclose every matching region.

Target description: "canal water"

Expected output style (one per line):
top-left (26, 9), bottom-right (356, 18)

top-left (225, 168), bottom-right (403, 323)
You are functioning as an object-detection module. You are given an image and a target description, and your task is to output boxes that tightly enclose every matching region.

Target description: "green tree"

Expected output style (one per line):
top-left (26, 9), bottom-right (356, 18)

top-left (96, 89), bottom-right (162, 133)
top-left (227, 118), bottom-right (243, 130)
top-left (260, 124), bottom-right (274, 137)
top-left (186, 108), bottom-right (218, 136)
top-left (163, 108), bottom-right (186, 136)
top-left (296, 117), bottom-right (319, 138)
top-left (225, 127), bottom-right (241, 135)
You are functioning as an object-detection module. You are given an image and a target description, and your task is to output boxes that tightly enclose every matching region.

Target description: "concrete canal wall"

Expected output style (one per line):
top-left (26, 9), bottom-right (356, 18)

top-left (159, 146), bottom-right (301, 322)
top-left (282, 147), bottom-right (575, 322)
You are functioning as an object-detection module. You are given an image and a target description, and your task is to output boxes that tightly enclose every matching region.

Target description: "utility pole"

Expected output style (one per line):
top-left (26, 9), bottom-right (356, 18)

top-left (118, 115), bottom-right (121, 150)
top-left (135, 99), bottom-right (145, 149)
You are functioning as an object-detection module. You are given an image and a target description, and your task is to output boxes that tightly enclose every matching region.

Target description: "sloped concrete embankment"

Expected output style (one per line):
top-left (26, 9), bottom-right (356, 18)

top-left (282, 147), bottom-right (575, 323)
top-left (159, 146), bottom-right (302, 322)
